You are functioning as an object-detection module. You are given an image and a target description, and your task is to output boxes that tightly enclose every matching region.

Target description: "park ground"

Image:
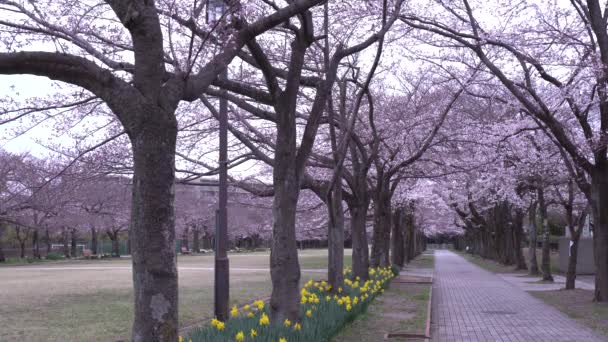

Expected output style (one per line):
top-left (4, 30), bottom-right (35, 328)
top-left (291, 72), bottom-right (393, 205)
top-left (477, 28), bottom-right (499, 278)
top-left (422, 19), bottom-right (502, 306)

top-left (0, 249), bottom-right (350, 342)
top-left (0, 249), bottom-right (436, 342)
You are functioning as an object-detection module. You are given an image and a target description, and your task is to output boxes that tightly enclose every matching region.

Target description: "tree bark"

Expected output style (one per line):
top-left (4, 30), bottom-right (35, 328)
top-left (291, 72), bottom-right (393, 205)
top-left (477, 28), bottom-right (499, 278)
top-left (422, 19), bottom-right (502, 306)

top-left (182, 226), bottom-right (189, 252)
top-left (512, 209), bottom-right (528, 270)
top-left (566, 237), bottom-right (580, 290)
top-left (538, 188), bottom-right (554, 282)
top-left (129, 113), bottom-right (179, 342)
top-left (0, 223), bottom-right (5, 262)
top-left (371, 179), bottom-right (391, 268)
top-left (591, 169), bottom-right (608, 301)
top-left (111, 236), bottom-right (120, 258)
top-left (32, 229), bottom-right (41, 259)
top-left (391, 207), bottom-right (405, 267)
top-left (269, 148), bottom-right (301, 323)
top-left (528, 202), bottom-right (540, 275)
top-left (327, 181), bottom-right (344, 291)
top-left (193, 226), bottom-right (200, 253)
top-left (45, 227), bottom-right (51, 255)
top-left (70, 229), bottom-right (78, 258)
top-left (62, 227), bottom-right (70, 258)
top-left (349, 199), bottom-right (370, 280)
top-left (91, 227), bottom-right (98, 255)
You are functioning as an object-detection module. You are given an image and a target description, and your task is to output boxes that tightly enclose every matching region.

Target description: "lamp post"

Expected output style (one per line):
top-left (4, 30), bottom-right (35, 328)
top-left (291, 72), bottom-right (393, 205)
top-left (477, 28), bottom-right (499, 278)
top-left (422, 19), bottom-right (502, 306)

top-left (207, 0), bottom-right (229, 322)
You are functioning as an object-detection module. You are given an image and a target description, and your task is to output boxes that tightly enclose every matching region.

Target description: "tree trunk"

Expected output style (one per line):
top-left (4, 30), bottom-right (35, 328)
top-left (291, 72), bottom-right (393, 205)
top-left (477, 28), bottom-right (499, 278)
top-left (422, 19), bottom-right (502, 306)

top-left (70, 229), bottom-right (78, 258)
top-left (269, 144), bottom-right (301, 323)
top-left (32, 229), bottom-right (41, 259)
top-left (591, 169), bottom-right (608, 301)
top-left (538, 188), bottom-right (554, 282)
top-left (512, 209), bottom-right (528, 270)
top-left (371, 179), bottom-right (391, 268)
top-left (62, 227), bottom-right (70, 258)
top-left (327, 182), bottom-right (344, 291)
top-left (45, 227), bottom-right (51, 255)
top-left (182, 227), bottom-right (189, 252)
top-left (269, 119), bottom-right (301, 322)
top-left (528, 203), bottom-right (540, 275)
top-left (129, 116), bottom-right (179, 341)
top-left (91, 227), bottom-right (98, 255)
top-left (111, 235), bottom-right (120, 257)
top-left (566, 236), bottom-right (580, 290)
top-left (193, 227), bottom-right (200, 253)
top-left (349, 200), bottom-right (370, 280)
top-left (0, 223), bottom-right (5, 262)
top-left (391, 208), bottom-right (405, 267)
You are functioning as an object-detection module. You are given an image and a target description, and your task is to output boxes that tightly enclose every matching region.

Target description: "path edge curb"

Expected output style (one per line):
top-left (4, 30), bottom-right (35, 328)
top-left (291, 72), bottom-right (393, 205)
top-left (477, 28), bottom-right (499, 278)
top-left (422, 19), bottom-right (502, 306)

top-left (424, 278), bottom-right (433, 342)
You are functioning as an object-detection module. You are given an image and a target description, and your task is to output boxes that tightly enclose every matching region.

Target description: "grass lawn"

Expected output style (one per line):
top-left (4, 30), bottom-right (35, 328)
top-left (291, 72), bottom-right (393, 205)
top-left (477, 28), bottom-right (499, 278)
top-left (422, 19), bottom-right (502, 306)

top-left (455, 248), bottom-right (560, 275)
top-left (0, 249), bottom-right (352, 342)
top-left (530, 289), bottom-right (608, 338)
top-left (333, 253), bottom-right (434, 342)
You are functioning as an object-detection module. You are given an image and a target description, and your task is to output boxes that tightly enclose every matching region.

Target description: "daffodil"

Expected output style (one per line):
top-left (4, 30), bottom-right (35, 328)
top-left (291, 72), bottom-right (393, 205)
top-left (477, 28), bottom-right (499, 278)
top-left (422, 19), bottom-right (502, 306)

top-left (250, 329), bottom-right (258, 338)
top-left (294, 322), bottom-right (301, 331)
top-left (259, 313), bottom-right (270, 326)
top-left (216, 321), bottom-right (225, 331)
top-left (247, 312), bottom-right (255, 318)
top-left (244, 304), bottom-right (250, 311)
top-left (346, 304), bottom-right (352, 311)
top-left (306, 309), bottom-right (312, 318)
top-left (284, 319), bottom-right (291, 327)
top-left (279, 337), bottom-right (287, 342)
top-left (231, 305), bottom-right (239, 317)
top-left (211, 318), bottom-right (221, 327)
top-left (179, 336), bottom-right (183, 342)
top-left (235, 331), bottom-right (245, 342)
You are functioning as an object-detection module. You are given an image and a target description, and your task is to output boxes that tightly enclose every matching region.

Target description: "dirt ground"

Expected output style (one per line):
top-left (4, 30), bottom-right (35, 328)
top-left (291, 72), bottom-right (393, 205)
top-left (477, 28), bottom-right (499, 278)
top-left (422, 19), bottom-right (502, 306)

top-left (530, 289), bottom-right (608, 338)
top-left (0, 249), bottom-right (351, 342)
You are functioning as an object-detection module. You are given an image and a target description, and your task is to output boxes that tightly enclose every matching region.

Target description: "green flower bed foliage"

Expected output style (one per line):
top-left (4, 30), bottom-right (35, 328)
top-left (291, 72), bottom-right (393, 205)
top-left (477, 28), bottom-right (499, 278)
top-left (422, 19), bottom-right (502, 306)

top-left (186, 266), bottom-right (397, 342)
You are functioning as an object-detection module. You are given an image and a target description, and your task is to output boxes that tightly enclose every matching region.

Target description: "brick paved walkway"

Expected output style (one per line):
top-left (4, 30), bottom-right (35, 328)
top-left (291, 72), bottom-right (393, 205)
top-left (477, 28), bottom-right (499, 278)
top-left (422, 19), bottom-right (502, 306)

top-left (431, 250), bottom-right (606, 342)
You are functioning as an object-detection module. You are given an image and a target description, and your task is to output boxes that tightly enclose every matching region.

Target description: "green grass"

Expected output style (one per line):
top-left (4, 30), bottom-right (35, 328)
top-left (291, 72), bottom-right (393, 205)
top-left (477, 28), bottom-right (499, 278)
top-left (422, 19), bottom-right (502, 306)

top-left (0, 249), bottom-right (353, 342)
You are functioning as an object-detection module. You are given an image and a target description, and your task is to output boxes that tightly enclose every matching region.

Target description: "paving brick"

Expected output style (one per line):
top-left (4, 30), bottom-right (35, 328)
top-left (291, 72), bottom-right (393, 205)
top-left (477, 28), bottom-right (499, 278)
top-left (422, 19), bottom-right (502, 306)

top-left (431, 250), bottom-right (606, 342)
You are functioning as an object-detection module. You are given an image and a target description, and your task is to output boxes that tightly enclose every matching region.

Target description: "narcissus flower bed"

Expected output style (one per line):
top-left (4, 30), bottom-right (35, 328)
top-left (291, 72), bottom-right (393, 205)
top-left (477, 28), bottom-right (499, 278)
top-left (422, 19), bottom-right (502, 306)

top-left (186, 266), bottom-right (396, 342)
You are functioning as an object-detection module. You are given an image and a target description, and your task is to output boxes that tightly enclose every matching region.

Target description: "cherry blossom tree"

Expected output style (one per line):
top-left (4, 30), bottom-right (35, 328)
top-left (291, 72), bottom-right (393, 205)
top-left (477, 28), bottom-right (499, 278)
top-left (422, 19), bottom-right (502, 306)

top-left (0, 0), bottom-right (332, 338)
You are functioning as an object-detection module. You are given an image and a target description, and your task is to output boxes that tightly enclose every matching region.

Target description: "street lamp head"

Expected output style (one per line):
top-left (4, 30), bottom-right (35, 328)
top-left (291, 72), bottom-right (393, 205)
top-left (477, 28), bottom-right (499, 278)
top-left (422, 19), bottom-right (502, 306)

top-left (206, 0), bottom-right (226, 23)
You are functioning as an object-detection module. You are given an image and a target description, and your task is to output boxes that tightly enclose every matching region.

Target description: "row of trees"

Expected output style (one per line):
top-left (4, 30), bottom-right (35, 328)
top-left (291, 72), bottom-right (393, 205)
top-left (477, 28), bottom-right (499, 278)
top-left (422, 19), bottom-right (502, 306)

top-left (2, 0), bottom-right (608, 341)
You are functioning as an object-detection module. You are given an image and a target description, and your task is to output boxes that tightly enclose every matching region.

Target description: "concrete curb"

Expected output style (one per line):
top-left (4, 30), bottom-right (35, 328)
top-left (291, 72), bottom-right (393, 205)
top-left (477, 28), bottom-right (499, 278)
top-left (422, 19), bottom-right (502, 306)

top-left (425, 282), bottom-right (433, 342)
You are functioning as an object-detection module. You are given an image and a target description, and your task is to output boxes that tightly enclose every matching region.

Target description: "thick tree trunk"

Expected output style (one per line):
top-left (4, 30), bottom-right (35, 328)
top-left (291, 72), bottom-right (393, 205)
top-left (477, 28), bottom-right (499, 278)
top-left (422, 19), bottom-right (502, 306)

top-left (193, 227), bottom-right (200, 253)
top-left (566, 236), bottom-right (580, 290)
top-left (349, 200), bottom-right (370, 280)
top-left (538, 189), bottom-right (553, 282)
top-left (528, 203), bottom-right (540, 275)
top-left (91, 227), bottom-right (98, 255)
top-left (327, 183), bottom-right (344, 291)
top-left (129, 116), bottom-right (179, 341)
top-left (32, 229), bottom-right (41, 259)
top-left (591, 170), bottom-right (608, 301)
top-left (269, 148), bottom-right (300, 323)
top-left (512, 209), bottom-right (528, 270)
top-left (371, 180), bottom-right (391, 268)
top-left (391, 208), bottom-right (405, 267)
